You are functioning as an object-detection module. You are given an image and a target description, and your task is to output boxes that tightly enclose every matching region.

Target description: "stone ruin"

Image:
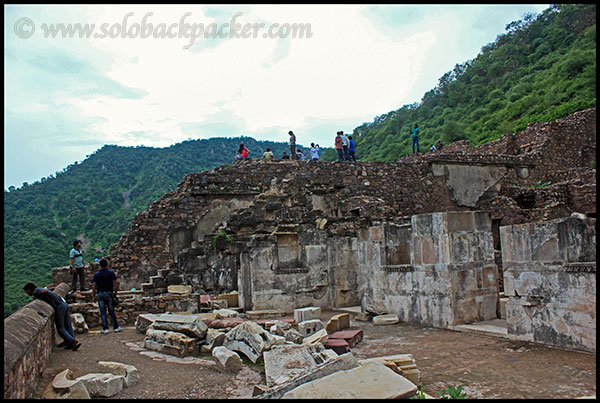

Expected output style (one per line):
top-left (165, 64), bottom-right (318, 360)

top-left (92, 108), bottom-right (595, 352)
top-left (5, 108), bottom-right (596, 399)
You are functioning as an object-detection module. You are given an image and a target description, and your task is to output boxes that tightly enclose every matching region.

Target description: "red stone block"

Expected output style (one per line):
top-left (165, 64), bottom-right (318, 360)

top-left (325, 338), bottom-right (350, 354)
top-left (328, 329), bottom-right (364, 348)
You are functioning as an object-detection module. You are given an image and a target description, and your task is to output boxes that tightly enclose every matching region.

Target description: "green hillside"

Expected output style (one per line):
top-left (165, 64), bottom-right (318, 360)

top-left (3, 137), bottom-right (298, 317)
top-left (322, 4), bottom-right (596, 161)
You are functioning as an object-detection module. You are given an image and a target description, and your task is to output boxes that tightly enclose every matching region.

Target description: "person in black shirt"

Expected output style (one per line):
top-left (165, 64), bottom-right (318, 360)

top-left (92, 259), bottom-right (122, 334)
top-left (24, 282), bottom-right (81, 350)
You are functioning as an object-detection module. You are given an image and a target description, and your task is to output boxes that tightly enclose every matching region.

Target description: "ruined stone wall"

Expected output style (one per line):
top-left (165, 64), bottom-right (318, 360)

top-left (500, 214), bottom-right (596, 352)
top-left (4, 283), bottom-right (70, 399)
top-left (359, 212), bottom-right (498, 327)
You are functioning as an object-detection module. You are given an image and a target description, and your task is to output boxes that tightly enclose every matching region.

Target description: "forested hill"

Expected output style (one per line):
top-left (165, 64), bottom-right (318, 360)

top-left (4, 137), bottom-right (296, 317)
top-left (338, 4), bottom-right (596, 161)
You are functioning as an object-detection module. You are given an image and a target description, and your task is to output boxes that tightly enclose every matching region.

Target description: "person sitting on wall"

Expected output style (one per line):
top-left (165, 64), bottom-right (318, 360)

top-left (430, 144), bottom-right (437, 151)
top-left (296, 148), bottom-right (306, 160)
top-left (263, 148), bottom-right (274, 161)
top-left (24, 282), bottom-right (82, 350)
top-left (281, 151), bottom-right (290, 159)
top-left (92, 259), bottom-right (123, 334)
top-left (235, 143), bottom-right (250, 160)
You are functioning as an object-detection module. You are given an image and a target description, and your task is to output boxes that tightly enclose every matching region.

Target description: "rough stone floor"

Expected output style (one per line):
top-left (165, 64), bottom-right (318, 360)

top-left (37, 310), bottom-right (596, 399)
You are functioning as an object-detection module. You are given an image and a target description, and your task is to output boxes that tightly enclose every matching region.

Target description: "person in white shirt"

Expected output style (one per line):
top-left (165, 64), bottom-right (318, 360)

top-left (310, 143), bottom-right (320, 161)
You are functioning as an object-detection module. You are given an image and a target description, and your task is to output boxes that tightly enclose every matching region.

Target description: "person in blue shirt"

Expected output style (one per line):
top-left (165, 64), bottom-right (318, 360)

top-left (24, 282), bottom-right (81, 350)
top-left (310, 143), bottom-right (320, 161)
top-left (69, 240), bottom-right (88, 292)
top-left (348, 136), bottom-right (357, 162)
top-left (92, 259), bottom-right (123, 334)
top-left (411, 123), bottom-right (420, 153)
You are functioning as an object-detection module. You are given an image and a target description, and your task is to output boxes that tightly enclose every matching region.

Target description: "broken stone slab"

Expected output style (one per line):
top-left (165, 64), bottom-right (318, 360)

top-left (42, 378), bottom-right (91, 399)
top-left (245, 309), bottom-right (286, 320)
top-left (209, 299), bottom-right (228, 309)
top-left (75, 373), bottom-right (125, 398)
top-left (302, 328), bottom-right (328, 345)
top-left (297, 319), bottom-right (324, 337)
top-left (214, 308), bottom-right (239, 319)
top-left (263, 345), bottom-right (320, 387)
top-left (355, 311), bottom-right (372, 322)
top-left (328, 329), bottom-right (363, 348)
top-left (256, 352), bottom-right (359, 399)
top-left (135, 313), bottom-right (163, 333)
top-left (294, 307), bottom-right (321, 323)
top-left (281, 361), bottom-right (417, 399)
top-left (269, 320), bottom-right (292, 336)
top-left (223, 321), bottom-right (276, 363)
top-left (98, 361), bottom-right (140, 387)
top-left (325, 313), bottom-right (350, 332)
top-left (144, 328), bottom-right (199, 357)
top-left (216, 291), bottom-right (239, 308)
top-left (372, 313), bottom-right (399, 325)
top-left (204, 317), bottom-right (245, 329)
top-left (70, 313), bottom-right (89, 334)
top-left (203, 328), bottom-right (227, 352)
top-left (358, 354), bottom-right (421, 387)
top-left (167, 284), bottom-right (193, 294)
top-left (150, 313), bottom-right (208, 339)
top-left (324, 338), bottom-right (350, 354)
top-left (51, 369), bottom-right (79, 391)
top-left (212, 346), bottom-right (243, 372)
top-left (284, 328), bottom-right (304, 344)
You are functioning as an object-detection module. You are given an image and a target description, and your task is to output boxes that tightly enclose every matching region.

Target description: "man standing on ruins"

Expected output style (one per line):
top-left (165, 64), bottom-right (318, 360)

top-left (69, 240), bottom-right (88, 293)
top-left (24, 282), bottom-right (81, 350)
top-left (340, 131), bottom-right (350, 161)
top-left (411, 123), bottom-right (420, 153)
top-left (92, 259), bottom-right (123, 334)
top-left (335, 131), bottom-right (344, 162)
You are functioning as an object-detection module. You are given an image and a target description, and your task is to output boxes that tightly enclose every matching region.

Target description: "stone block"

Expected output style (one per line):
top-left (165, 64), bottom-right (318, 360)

top-left (205, 328), bottom-right (226, 350)
top-left (212, 346), bottom-right (243, 372)
top-left (213, 309), bottom-right (239, 319)
top-left (144, 328), bottom-right (199, 357)
top-left (281, 361), bottom-right (417, 399)
top-left (135, 313), bottom-right (162, 333)
top-left (284, 328), bottom-right (305, 344)
top-left (70, 313), bottom-right (89, 334)
top-left (302, 328), bottom-right (328, 345)
top-left (297, 319), bottom-right (324, 337)
top-left (326, 313), bottom-right (350, 332)
top-left (75, 373), bottom-right (124, 398)
top-left (246, 309), bottom-right (287, 320)
top-left (150, 313), bottom-right (208, 339)
top-left (204, 317), bottom-right (245, 329)
top-left (98, 361), bottom-right (140, 387)
top-left (51, 369), bottom-right (80, 391)
top-left (224, 321), bottom-right (276, 363)
top-left (294, 307), bottom-right (321, 323)
top-left (328, 329), bottom-right (363, 348)
top-left (217, 291), bottom-right (239, 308)
top-left (372, 314), bottom-right (399, 325)
top-left (324, 338), bottom-right (350, 354)
top-left (167, 285), bottom-right (193, 294)
top-left (264, 345), bottom-right (319, 387)
top-left (42, 379), bottom-right (91, 399)
top-left (269, 320), bottom-right (292, 336)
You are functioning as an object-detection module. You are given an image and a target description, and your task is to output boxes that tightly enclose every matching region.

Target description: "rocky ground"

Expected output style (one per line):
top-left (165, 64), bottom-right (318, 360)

top-left (37, 310), bottom-right (596, 399)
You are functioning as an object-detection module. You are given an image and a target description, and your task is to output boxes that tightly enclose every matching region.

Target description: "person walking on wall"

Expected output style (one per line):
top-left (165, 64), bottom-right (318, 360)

top-left (348, 136), bottom-right (357, 162)
top-left (69, 240), bottom-right (88, 293)
top-left (92, 259), bottom-right (123, 334)
top-left (24, 282), bottom-right (81, 350)
top-left (411, 123), bottom-right (420, 153)
top-left (335, 131), bottom-right (344, 162)
top-left (288, 131), bottom-right (298, 159)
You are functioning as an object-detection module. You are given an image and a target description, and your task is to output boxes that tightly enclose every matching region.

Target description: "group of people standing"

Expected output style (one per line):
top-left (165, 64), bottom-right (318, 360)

top-left (23, 240), bottom-right (123, 351)
top-left (334, 131), bottom-right (356, 162)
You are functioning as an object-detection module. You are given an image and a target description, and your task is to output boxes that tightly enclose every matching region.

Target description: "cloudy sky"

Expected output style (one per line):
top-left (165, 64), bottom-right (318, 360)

top-left (4, 4), bottom-right (548, 189)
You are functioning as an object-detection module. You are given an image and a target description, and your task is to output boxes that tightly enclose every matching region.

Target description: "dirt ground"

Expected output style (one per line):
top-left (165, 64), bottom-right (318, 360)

top-left (37, 310), bottom-right (596, 399)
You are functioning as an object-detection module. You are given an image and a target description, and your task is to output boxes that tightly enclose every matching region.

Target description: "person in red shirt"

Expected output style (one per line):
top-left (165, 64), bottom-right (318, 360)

top-left (335, 131), bottom-right (344, 162)
top-left (236, 144), bottom-right (250, 159)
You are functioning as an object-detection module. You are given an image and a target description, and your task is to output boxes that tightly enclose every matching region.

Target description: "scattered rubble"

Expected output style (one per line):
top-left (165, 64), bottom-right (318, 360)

top-left (70, 313), bottom-right (89, 334)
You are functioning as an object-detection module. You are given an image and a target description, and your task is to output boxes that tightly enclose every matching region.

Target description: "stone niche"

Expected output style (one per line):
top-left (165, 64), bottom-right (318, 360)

top-left (500, 214), bottom-right (596, 352)
top-left (238, 230), bottom-right (360, 313)
top-left (359, 211), bottom-right (498, 327)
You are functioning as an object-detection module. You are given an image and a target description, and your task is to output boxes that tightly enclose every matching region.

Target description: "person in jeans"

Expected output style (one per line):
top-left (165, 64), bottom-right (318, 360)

top-left (411, 123), bottom-right (420, 153)
top-left (288, 131), bottom-right (298, 159)
top-left (340, 131), bottom-right (350, 161)
top-left (348, 136), bottom-right (357, 162)
top-left (24, 282), bottom-right (81, 350)
top-left (69, 240), bottom-right (88, 292)
top-left (92, 259), bottom-right (123, 334)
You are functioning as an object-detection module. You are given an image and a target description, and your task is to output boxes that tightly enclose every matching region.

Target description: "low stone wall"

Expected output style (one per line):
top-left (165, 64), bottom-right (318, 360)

top-left (4, 282), bottom-right (70, 399)
top-left (359, 212), bottom-right (498, 327)
top-left (500, 214), bottom-right (596, 352)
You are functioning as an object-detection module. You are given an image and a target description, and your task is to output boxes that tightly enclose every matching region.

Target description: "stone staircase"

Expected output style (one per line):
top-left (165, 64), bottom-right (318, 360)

top-left (141, 265), bottom-right (187, 296)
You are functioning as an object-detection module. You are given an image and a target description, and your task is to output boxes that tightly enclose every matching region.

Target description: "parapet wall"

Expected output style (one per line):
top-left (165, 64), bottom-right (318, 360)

top-left (500, 214), bottom-right (596, 352)
top-left (4, 282), bottom-right (70, 399)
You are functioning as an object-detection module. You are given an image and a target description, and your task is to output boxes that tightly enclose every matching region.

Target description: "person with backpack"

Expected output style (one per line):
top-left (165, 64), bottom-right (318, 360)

top-left (91, 259), bottom-right (123, 334)
top-left (24, 282), bottom-right (81, 350)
